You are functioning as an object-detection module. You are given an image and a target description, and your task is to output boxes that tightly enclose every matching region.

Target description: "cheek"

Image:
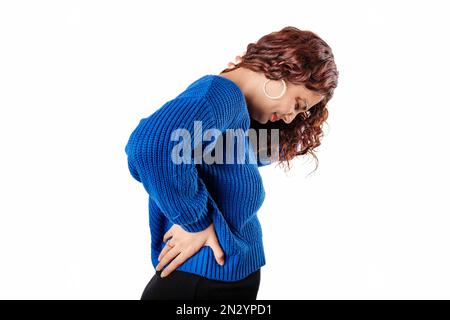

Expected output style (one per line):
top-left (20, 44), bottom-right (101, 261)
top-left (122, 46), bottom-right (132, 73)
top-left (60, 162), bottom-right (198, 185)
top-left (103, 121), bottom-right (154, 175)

top-left (279, 97), bottom-right (292, 111)
top-left (277, 103), bottom-right (290, 115)
top-left (261, 101), bottom-right (275, 114)
top-left (274, 98), bottom-right (288, 110)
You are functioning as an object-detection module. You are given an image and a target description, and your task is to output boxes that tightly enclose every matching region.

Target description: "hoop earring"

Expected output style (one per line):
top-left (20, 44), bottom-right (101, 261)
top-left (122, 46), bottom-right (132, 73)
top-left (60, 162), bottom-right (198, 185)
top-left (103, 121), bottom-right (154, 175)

top-left (263, 79), bottom-right (286, 99)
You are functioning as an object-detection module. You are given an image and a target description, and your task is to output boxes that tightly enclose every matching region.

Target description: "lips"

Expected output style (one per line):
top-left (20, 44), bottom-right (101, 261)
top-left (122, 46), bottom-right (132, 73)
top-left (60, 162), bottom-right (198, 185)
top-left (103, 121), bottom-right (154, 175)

top-left (271, 113), bottom-right (279, 122)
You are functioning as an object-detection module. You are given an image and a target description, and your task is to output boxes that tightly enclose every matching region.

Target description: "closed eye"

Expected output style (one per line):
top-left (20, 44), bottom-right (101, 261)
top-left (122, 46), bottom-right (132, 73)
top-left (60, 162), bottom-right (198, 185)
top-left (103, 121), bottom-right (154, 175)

top-left (295, 102), bottom-right (308, 112)
top-left (295, 97), bottom-right (309, 112)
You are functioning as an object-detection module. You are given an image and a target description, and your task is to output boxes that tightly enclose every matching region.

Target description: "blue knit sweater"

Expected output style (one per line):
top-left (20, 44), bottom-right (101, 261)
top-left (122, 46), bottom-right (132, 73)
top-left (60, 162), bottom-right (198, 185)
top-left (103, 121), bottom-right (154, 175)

top-left (125, 74), bottom-right (271, 282)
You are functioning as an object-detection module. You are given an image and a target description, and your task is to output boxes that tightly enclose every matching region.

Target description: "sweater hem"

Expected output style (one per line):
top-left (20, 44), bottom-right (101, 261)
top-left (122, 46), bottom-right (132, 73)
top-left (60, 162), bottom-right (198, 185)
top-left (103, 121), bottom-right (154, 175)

top-left (151, 240), bottom-right (266, 282)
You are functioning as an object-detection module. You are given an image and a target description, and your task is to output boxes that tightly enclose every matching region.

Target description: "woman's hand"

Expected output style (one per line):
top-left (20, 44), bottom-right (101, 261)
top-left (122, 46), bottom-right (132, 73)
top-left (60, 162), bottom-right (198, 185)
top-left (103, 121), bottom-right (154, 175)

top-left (156, 222), bottom-right (225, 278)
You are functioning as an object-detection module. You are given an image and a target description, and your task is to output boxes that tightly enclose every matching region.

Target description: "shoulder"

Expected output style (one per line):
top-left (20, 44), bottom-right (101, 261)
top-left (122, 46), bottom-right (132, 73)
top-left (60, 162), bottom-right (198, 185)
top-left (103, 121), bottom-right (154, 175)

top-left (172, 74), bottom-right (249, 130)
top-left (203, 74), bottom-right (250, 130)
top-left (176, 74), bottom-right (244, 103)
top-left (203, 74), bottom-right (246, 107)
top-left (209, 76), bottom-right (249, 130)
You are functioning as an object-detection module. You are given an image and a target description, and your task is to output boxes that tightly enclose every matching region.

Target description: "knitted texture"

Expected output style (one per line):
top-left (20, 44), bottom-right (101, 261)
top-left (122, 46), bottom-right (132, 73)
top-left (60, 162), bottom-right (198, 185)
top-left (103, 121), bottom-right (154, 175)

top-left (125, 74), bottom-right (270, 281)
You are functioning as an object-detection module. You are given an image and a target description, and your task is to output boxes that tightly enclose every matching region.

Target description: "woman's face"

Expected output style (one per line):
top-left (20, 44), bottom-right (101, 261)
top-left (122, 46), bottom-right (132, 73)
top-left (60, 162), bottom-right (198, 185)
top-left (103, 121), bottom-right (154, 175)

top-left (249, 80), bottom-right (325, 124)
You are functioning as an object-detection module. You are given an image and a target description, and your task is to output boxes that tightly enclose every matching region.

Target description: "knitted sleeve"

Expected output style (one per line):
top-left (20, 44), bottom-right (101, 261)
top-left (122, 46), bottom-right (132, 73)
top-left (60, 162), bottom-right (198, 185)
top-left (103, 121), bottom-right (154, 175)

top-left (125, 93), bottom-right (243, 233)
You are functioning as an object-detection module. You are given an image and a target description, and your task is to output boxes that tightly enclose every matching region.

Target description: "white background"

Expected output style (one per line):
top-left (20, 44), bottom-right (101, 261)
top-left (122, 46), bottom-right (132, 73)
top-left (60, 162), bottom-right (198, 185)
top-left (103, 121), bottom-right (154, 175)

top-left (1, 0), bottom-right (449, 299)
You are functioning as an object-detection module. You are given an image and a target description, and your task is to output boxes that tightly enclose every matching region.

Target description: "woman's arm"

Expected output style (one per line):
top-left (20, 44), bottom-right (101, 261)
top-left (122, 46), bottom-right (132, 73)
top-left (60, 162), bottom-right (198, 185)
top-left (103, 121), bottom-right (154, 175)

top-left (125, 78), bottom-right (246, 275)
top-left (125, 97), bottom-right (219, 232)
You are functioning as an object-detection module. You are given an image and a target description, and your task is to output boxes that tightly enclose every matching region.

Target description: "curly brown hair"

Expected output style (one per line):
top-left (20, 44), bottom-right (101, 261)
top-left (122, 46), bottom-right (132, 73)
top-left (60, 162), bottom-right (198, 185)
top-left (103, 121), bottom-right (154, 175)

top-left (220, 26), bottom-right (339, 173)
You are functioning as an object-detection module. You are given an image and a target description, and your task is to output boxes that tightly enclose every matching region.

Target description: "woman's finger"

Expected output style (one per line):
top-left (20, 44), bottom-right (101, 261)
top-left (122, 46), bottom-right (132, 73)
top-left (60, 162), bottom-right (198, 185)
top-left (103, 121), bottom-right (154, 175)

top-left (207, 237), bottom-right (225, 266)
top-left (157, 241), bottom-right (174, 262)
top-left (163, 228), bottom-right (173, 242)
top-left (156, 245), bottom-right (180, 272)
top-left (160, 251), bottom-right (188, 278)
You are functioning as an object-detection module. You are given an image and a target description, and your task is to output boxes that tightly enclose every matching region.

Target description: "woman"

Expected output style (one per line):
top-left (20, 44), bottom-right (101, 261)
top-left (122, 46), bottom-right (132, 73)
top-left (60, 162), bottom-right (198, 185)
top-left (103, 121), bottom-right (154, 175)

top-left (125, 26), bottom-right (339, 300)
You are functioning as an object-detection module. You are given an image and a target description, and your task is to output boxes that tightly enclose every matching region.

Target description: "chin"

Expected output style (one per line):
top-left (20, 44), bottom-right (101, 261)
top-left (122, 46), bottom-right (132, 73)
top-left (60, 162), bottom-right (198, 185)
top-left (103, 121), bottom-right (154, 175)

top-left (255, 118), bottom-right (267, 124)
top-left (250, 115), bottom-right (264, 124)
top-left (250, 111), bottom-right (270, 124)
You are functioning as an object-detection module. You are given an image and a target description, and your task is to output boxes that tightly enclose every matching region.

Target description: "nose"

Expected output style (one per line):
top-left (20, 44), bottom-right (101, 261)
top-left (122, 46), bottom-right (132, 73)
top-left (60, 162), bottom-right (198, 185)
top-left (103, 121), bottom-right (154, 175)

top-left (282, 102), bottom-right (305, 124)
top-left (282, 113), bottom-right (295, 124)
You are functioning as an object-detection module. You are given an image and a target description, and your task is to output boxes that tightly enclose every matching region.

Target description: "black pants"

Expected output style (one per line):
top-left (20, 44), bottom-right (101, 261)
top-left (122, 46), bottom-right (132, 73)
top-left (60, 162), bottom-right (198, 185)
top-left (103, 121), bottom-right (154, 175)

top-left (141, 269), bottom-right (261, 300)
